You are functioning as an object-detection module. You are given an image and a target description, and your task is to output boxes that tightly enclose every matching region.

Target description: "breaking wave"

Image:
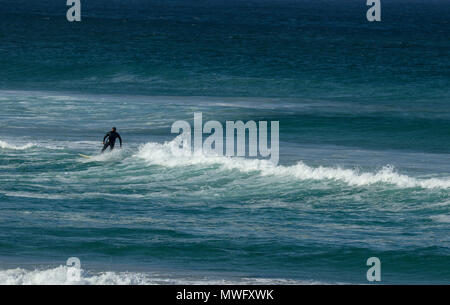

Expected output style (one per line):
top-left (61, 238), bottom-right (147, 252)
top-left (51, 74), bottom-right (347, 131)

top-left (0, 266), bottom-right (318, 285)
top-left (135, 137), bottom-right (450, 190)
top-left (0, 140), bottom-right (36, 150)
top-left (0, 140), bottom-right (63, 151)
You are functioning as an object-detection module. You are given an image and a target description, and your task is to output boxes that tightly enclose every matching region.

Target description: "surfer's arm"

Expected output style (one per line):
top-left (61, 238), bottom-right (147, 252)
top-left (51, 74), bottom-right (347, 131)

top-left (118, 134), bottom-right (122, 147)
top-left (103, 133), bottom-right (109, 144)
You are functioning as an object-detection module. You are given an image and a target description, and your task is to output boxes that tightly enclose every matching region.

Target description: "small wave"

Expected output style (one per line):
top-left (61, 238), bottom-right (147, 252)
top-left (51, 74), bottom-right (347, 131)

top-left (430, 215), bottom-right (450, 223)
top-left (108, 73), bottom-right (160, 84)
top-left (2, 191), bottom-right (65, 200)
top-left (0, 266), bottom-right (148, 285)
top-left (0, 266), bottom-right (320, 285)
top-left (0, 140), bottom-right (63, 151)
top-left (0, 140), bottom-right (36, 150)
top-left (135, 137), bottom-right (450, 190)
top-left (2, 191), bottom-right (146, 201)
top-left (42, 95), bottom-right (78, 101)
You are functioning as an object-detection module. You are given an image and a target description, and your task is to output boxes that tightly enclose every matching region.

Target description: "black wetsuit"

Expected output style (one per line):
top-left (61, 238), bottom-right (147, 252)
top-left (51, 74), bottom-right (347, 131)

top-left (102, 131), bottom-right (122, 153)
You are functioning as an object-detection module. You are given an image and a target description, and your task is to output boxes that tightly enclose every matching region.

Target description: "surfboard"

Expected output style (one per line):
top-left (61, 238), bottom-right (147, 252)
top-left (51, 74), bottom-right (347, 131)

top-left (79, 154), bottom-right (92, 159)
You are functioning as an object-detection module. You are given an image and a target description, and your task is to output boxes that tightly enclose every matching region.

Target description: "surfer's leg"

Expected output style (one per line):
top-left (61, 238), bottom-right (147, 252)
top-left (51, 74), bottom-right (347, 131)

top-left (101, 142), bottom-right (110, 153)
top-left (109, 142), bottom-right (115, 151)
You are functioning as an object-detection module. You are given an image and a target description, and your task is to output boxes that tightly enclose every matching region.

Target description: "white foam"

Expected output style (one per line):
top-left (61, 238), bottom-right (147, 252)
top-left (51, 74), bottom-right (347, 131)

top-left (135, 137), bottom-right (450, 190)
top-left (0, 140), bottom-right (35, 150)
top-left (0, 140), bottom-right (63, 151)
top-left (0, 266), bottom-right (321, 285)
top-left (0, 266), bottom-right (148, 285)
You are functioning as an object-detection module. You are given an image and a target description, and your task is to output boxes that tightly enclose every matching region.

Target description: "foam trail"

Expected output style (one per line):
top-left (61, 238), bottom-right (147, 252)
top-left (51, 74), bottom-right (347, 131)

top-left (135, 137), bottom-right (450, 190)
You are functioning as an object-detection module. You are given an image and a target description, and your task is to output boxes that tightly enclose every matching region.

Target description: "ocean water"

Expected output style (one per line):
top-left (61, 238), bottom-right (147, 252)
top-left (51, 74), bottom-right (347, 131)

top-left (0, 0), bottom-right (449, 284)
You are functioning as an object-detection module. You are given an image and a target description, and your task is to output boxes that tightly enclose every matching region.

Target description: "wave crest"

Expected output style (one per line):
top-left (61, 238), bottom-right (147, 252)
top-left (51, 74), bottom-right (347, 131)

top-left (0, 140), bottom-right (36, 150)
top-left (0, 266), bottom-right (317, 285)
top-left (135, 137), bottom-right (450, 189)
top-left (0, 140), bottom-right (63, 151)
top-left (0, 266), bottom-right (150, 285)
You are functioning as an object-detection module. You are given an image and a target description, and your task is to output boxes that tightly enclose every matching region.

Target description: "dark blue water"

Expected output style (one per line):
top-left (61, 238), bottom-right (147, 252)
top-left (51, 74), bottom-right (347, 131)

top-left (0, 0), bottom-right (449, 284)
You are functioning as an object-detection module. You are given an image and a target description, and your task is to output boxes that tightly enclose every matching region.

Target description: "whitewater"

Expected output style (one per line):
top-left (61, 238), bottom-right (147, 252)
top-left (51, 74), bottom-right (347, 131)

top-left (2, 137), bottom-right (450, 192)
top-left (0, 265), bottom-right (321, 285)
top-left (136, 137), bottom-right (450, 190)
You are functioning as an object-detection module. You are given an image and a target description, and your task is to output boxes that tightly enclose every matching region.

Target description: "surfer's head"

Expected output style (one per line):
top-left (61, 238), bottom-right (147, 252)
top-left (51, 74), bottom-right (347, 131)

top-left (112, 127), bottom-right (116, 132)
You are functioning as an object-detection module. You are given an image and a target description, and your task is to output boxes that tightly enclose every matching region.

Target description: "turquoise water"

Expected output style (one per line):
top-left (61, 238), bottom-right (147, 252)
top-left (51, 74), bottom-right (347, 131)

top-left (0, 0), bottom-right (449, 284)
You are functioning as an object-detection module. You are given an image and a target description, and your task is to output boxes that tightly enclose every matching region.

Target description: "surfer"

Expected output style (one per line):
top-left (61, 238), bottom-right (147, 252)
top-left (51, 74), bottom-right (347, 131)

top-left (102, 127), bottom-right (122, 153)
